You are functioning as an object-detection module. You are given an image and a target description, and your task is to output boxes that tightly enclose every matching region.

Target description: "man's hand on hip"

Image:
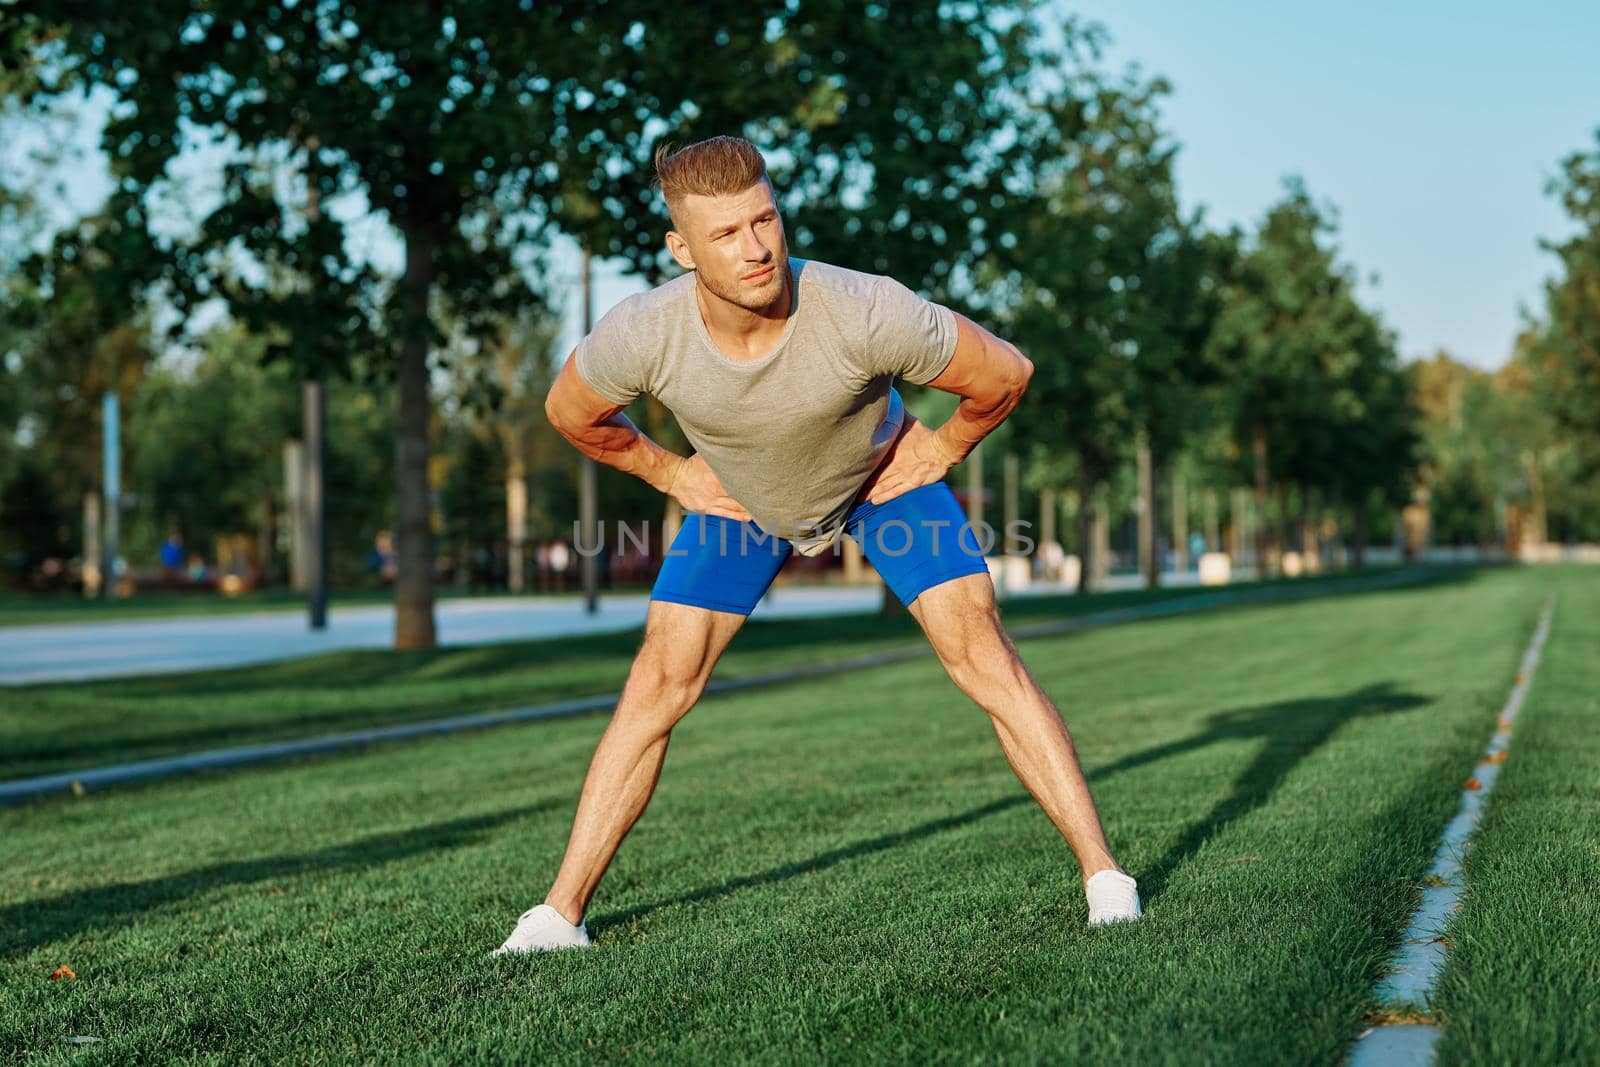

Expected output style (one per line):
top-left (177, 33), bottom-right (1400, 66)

top-left (859, 415), bottom-right (960, 506)
top-left (668, 454), bottom-right (753, 521)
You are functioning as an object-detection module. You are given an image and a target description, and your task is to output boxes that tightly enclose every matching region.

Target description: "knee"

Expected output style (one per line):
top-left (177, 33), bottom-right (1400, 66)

top-left (934, 613), bottom-right (1026, 696)
top-left (618, 645), bottom-right (706, 727)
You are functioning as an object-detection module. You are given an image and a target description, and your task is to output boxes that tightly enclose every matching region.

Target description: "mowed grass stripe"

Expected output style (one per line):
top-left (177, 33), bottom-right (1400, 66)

top-left (1, 568), bottom-right (1439, 805)
top-left (1432, 566), bottom-right (1600, 1065)
top-left (1, 568), bottom-right (1436, 784)
top-left (1, 568), bottom-right (1549, 1064)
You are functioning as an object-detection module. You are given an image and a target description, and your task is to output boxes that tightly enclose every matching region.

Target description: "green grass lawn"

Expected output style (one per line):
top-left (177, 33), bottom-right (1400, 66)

top-left (0, 566), bottom-right (1559, 1063)
top-left (1432, 567), bottom-right (1600, 1064)
top-left (1, 570), bottom-right (1425, 783)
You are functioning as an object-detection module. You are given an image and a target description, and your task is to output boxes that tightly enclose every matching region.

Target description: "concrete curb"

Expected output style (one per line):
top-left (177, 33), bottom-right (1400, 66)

top-left (1346, 593), bottom-right (1558, 1066)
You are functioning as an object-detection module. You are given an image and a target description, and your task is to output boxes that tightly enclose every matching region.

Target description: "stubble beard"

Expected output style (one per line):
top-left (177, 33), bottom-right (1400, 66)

top-left (701, 256), bottom-right (790, 315)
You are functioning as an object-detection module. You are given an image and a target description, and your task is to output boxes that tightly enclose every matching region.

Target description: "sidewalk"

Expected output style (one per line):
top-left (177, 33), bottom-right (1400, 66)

top-left (0, 571), bottom-right (1195, 686)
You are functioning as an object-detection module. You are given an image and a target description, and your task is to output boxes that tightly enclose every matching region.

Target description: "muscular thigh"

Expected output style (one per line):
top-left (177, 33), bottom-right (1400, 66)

top-left (906, 571), bottom-right (1008, 663)
top-left (633, 598), bottom-right (750, 690)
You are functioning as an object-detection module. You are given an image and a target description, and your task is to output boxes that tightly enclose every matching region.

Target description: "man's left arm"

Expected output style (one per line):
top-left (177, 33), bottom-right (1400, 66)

top-left (921, 313), bottom-right (1033, 464)
top-left (860, 312), bottom-right (1033, 505)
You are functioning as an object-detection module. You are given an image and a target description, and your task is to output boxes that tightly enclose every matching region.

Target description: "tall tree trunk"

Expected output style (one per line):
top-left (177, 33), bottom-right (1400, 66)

top-left (82, 491), bottom-right (102, 598)
top-left (1091, 482), bottom-right (1110, 589)
top-left (304, 378), bottom-right (327, 629)
top-left (580, 246), bottom-right (599, 614)
top-left (394, 227), bottom-right (438, 649)
top-left (1002, 452), bottom-right (1020, 554)
top-left (506, 454), bottom-right (527, 593)
top-left (1274, 481), bottom-right (1289, 571)
top-left (1137, 435), bottom-right (1158, 588)
top-left (1328, 487), bottom-right (1345, 569)
top-left (1525, 449), bottom-right (1547, 546)
top-left (1172, 466), bottom-right (1189, 573)
top-left (1203, 488), bottom-right (1219, 556)
top-left (1353, 495), bottom-right (1369, 569)
top-left (965, 442), bottom-right (984, 528)
top-left (1252, 425), bottom-right (1271, 578)
top-left (1228, 486), bottom-right (1246, 562)
top-left (257, 486), bottom-right (276, 587)
top-left (1302, 486), bottom-right (1321, 571)
top-left (284, 439), bottom-right (306, 591)
top-left (1074, 456), bottom-right (1093, 593)
top-left (1286, 483), bottom-right (1299, 563)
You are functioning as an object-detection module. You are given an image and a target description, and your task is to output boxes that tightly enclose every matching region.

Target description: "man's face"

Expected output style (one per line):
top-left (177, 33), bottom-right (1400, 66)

top-left (666, 179), bottom-right (788, 313)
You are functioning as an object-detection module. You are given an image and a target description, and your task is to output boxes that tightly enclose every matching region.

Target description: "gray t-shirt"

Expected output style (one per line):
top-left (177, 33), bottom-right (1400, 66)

top-left (574, 257), bottom-right (958, 556)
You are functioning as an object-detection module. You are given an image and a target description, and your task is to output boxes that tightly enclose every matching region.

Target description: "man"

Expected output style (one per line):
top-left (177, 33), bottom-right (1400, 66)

top-left (491, 136), bottom-right (1138, 956)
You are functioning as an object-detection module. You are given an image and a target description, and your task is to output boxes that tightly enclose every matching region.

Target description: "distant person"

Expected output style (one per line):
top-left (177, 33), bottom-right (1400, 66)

top-left (534, 543), bottom-right (552, 592)
top-left (547, 541), bottom-right (571, 591)
top-left (491, 136), bottom-right (1137, 958)
top-left (367, 530), bottom-right (397, 584)
top-left (159, 532), bottom-right (184, 582)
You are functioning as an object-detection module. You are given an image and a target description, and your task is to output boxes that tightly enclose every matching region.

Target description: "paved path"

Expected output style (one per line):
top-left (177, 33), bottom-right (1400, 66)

top-left (1, 573), bottom-right (1205, 686)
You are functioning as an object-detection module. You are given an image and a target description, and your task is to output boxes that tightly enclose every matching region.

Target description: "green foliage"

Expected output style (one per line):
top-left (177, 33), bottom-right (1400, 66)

top-left (119, 326), bottom-right (396, 578)
top-left (1205, 180), bottom-right (1417, 504)
top-left (1518, 128), bottom-right (1600, 510)
top-left (128, 330), bottom-right (296, 553)
top-left (993, 67), bottom-right (1179, 482)
top-left (5, 213), bottom-right (154, 507)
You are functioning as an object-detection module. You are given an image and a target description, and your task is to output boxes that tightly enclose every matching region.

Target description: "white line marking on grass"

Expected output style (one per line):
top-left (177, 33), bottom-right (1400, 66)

top-left (1347, 593), bottom-right (1556, 1067)
top-left (0, 567), bottom-right (1444, 808)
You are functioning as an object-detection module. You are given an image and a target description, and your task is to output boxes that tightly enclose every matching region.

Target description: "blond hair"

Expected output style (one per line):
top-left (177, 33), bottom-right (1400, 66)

top-left (654, 136), bottom-right (770, 226)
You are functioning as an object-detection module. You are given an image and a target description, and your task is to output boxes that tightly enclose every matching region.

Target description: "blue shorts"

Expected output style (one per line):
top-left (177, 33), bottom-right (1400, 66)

top-left (651, 480), bottom-right (991, 615)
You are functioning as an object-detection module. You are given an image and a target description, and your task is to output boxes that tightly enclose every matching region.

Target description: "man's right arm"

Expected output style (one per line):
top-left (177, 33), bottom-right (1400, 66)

top-left (544, 350), bottom-right (687, 495)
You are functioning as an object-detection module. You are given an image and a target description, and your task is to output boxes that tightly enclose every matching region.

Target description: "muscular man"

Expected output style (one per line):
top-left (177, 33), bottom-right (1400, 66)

top-left (491, 136), bottom-right (1139, 956)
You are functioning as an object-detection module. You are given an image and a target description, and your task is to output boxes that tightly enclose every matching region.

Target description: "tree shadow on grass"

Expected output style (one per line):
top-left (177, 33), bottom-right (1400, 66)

top-left (6, 684), bottom-right (1433, 956)
top-left (589, 682), bottom-right (1428, 931)
top-left (1, 800), bottom-right (560, 957)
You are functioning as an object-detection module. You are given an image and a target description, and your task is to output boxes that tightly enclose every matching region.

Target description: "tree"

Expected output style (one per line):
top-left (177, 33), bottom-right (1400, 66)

top-left (129, 329), bottom-right (296, 564)
top-left (1125, 217), bottom-right (1237, 586)
top-left (21, 0), bottom-right (1062, 645)
top-left (1204, 180), bottom-right (1369, 572)
top-left (1324, 308), bottom-right (1417, 565)
top-left (440, 305), bottom-right (564, 592)
top-left (1522, 128), bottom-right (1600, 488)
top-left (6, 213), bottom-right (155, 548)
top-left (989, 64), bottom-right (1177, 590)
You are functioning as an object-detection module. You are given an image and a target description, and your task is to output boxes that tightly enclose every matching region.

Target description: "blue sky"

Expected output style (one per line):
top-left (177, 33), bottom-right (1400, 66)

top-left (9, 3), bottom-right (1598, 369)
top-left (1059, 0), bottom-right (1600, 368)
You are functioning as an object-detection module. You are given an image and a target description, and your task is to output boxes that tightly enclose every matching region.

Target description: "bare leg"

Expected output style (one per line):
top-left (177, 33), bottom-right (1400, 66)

top-left (543, 600), bottom-right (747, 924)
top-left (907, 573), bottom-right (1121, 885)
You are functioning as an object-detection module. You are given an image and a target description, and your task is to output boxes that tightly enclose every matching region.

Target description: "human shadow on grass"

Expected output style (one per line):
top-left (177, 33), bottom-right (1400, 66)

top-left (588, 793), bottom-right (1035, 931)
top-left (589, 682), bottom-right (1427, 932)
top-left (1086, 681), bottom-right (1429, 901)
top-left (1, 800), bottom-right (559, 957)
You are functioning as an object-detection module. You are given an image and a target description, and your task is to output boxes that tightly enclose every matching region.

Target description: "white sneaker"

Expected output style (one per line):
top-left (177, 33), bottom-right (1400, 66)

top-left (1085, 869), bottom-right (1142, 925)
top-left (488, 904), bottom-right (591, 957)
